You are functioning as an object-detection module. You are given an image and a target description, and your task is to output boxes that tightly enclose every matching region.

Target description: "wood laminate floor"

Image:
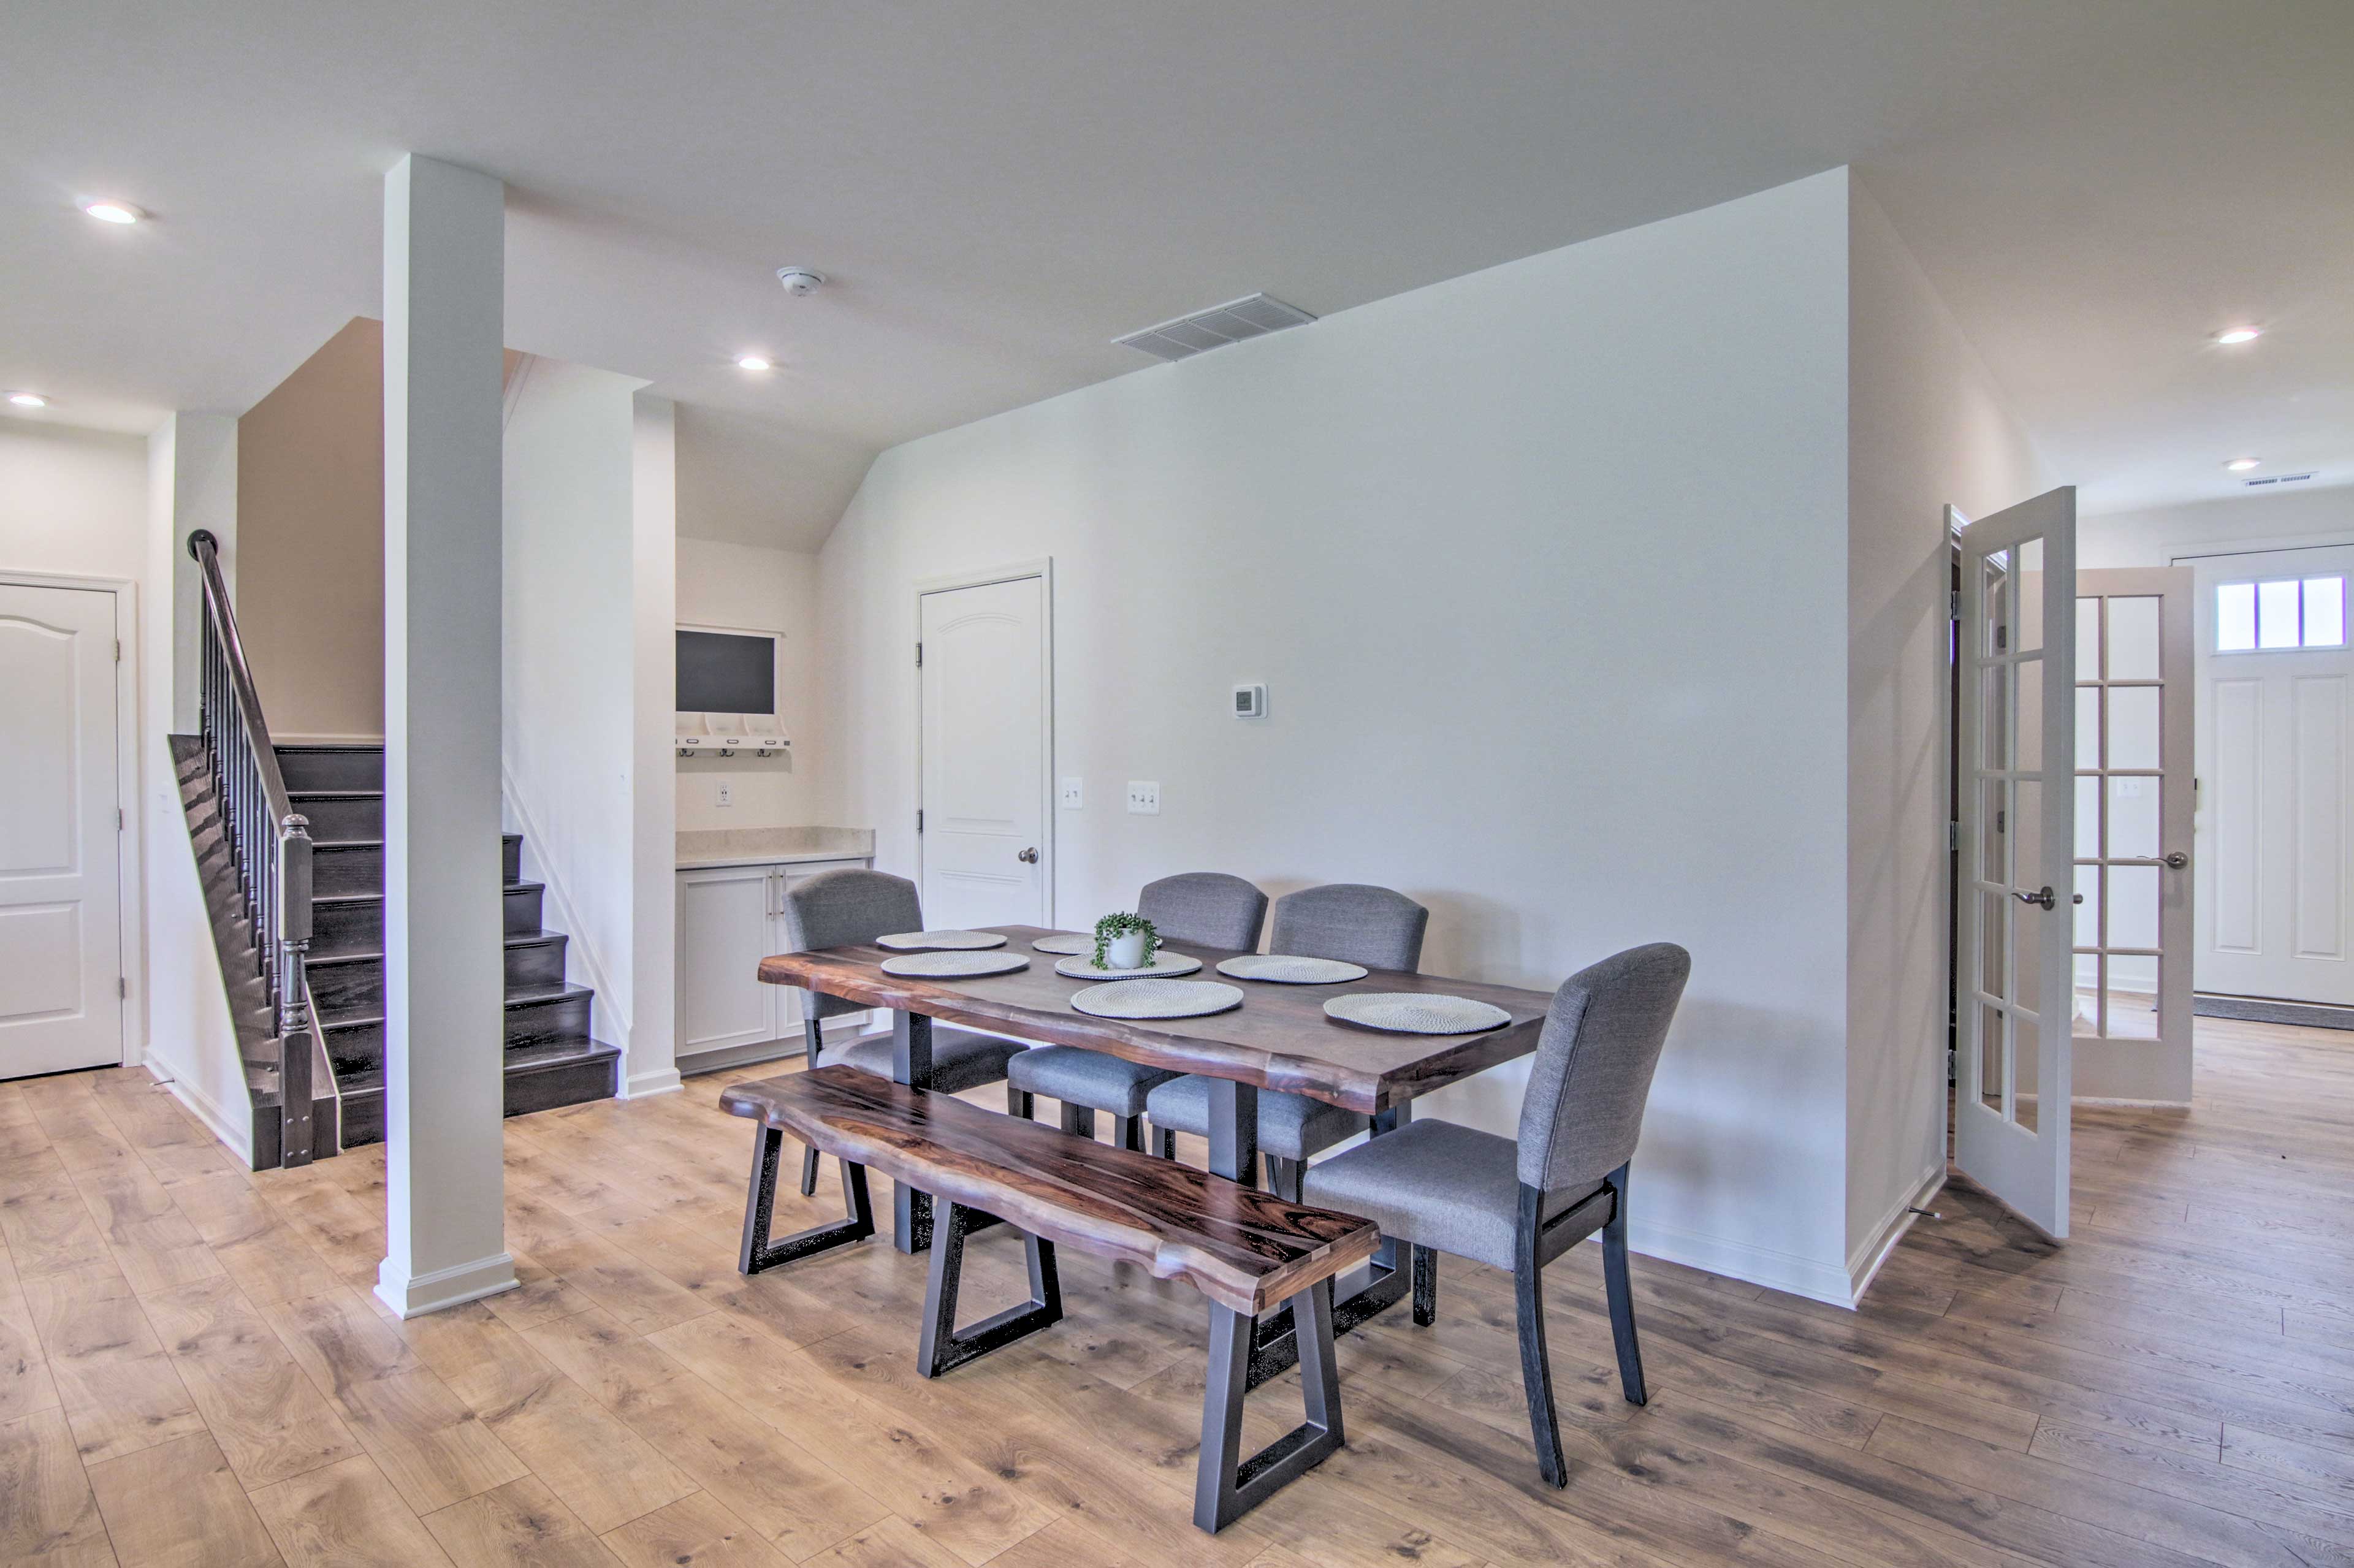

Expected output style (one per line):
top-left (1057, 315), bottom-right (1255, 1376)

top-left (4, 1014), bottom-right (2352, 1566)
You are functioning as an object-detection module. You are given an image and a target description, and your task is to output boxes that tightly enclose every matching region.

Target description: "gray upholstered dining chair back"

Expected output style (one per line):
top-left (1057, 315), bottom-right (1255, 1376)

top-left (1515, 942), bottom-right (1690, 1193)
top-left (1137, 872), bottom-right (1268, 951)
top-left (781, 868), bottom-right (923, 1021)
top-left (1270, 883), bottom-right (1430, 973)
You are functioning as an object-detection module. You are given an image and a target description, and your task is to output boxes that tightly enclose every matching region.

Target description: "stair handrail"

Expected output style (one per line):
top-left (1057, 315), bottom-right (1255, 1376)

top-left (186, 530), bottom-right (315, 1166)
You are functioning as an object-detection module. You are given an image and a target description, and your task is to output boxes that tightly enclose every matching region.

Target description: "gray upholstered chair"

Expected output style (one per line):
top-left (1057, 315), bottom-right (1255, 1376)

top-left (1007, 872), bottom-right (1268, 1149)
top-left (780, 869), bottom-right (1028, 1193)
top-left (1300, 942), bottom-right (1689, 1487)
top-left (1145, 882), bottom-right (1430, 1192)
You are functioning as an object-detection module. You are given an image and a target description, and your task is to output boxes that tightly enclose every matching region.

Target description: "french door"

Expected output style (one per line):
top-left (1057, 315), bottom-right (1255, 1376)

top-left (1956, 489), bottom-right (2076, 1239)
top-left (2072, 569), bottom-right (2194, 1102)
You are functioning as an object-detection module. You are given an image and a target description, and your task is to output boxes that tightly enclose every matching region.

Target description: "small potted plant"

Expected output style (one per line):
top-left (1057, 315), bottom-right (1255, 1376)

top-left (1092, 911), bottom-right (1159, 971)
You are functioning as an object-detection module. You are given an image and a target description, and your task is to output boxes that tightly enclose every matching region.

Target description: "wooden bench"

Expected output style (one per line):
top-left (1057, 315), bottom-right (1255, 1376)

top-left (720, 1065), bottom-right (1382, 1531)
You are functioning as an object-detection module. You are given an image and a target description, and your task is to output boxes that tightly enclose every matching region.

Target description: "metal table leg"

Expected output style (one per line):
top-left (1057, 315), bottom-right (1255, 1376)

top-left (891, 1010), bottom-right (935, 1253)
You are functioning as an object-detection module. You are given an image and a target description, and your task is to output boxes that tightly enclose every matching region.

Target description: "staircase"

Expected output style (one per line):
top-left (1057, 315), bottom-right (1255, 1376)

top-left (284, 744), bottom-right (620, 1147)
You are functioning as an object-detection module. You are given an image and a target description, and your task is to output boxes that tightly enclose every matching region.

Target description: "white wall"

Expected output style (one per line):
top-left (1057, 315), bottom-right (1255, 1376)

top-left (819, 172), bottom-right (1864, 1299)
top-left (1844, 178), bottom-right (2050, 1283)
top-left (1, 416), bottom-right (151, 580)
top-left (675, 537), bottom-right (829, 831)
top-left (2082, 484), bottom-right (2354, 569)
top-left (501, 357), bottom-right (679, 1097)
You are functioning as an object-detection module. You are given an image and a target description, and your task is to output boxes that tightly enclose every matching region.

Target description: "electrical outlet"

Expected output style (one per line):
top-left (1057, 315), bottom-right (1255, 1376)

top-left (1126, 780), bottom-right (1160, 815)
top-left (1059, 776), bottom-right (1084, 809)
top-left (716, 780), bottom-right (733, 808)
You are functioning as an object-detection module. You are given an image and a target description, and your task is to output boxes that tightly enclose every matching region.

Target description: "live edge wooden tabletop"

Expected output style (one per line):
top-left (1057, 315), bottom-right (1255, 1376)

top-left (756, 925), bottom-right (1555, 1114)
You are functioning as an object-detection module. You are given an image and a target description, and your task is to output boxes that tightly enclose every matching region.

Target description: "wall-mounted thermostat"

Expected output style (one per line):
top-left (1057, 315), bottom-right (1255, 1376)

top-left (1232, 683), bottom-right (1267, 718)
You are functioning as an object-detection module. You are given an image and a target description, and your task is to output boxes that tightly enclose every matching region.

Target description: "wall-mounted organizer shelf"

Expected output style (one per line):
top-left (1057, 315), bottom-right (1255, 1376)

top-left (677, 712), bottom-right (790, 758)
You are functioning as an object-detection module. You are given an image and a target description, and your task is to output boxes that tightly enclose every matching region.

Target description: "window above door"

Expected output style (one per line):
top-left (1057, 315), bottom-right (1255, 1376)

top-left (2216, 576), bottom-right (2344, 652)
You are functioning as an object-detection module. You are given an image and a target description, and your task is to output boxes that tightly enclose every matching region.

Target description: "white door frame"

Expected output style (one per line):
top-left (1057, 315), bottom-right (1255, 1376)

top-left (0, 567), bottom-right (142, 1068)
top-left (913, 559), bottom-right (1055, 928)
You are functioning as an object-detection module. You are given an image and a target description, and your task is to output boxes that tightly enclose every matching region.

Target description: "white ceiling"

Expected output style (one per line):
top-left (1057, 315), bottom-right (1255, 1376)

top-left (4, 0), bottom-right (2348, 540)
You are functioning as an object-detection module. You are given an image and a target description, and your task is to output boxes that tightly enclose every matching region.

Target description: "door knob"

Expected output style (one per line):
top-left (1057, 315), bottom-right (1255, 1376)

top-left (1017, 847), bottom-right (1039, 864)
top-left (2015, 886), bottom-right (2057, 910)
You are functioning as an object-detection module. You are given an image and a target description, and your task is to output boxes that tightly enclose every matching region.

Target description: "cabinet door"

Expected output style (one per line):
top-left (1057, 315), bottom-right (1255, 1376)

top-left (677, 865), bottom-right (782, 1054)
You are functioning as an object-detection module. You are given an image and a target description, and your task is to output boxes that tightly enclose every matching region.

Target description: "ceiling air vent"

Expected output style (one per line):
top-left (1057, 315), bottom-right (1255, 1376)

top-left (1115, 293), bottom-right (1316, 363)
top-left (2244, 471), bottom-right (2318, 489)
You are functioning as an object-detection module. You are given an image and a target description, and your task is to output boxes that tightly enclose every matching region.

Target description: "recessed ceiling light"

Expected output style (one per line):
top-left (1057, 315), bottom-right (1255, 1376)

top-left (736, 354), bottom-right (773, 371)
top-left (2226, 457), bottom-right (2261, 471)
top-left (7, 392), bottom-right (48, 408)
top-left (82, 200), bottom-right (142, 224)
top-left (2213, 326), bottom-right (2261, 345)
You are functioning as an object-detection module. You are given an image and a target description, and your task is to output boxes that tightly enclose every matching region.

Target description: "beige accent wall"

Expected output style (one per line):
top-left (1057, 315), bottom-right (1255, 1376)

top-left (236, 316), bottom-right (386, 741)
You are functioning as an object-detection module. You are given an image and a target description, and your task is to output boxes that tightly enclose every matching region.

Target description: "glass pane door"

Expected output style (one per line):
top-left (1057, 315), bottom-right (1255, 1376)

top-left (1956, 487), bottom-right (2076, 1240)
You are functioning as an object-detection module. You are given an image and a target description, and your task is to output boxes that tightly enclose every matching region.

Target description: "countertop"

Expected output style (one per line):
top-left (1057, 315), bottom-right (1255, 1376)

top-left (677, 826), bottom-right (876, 870)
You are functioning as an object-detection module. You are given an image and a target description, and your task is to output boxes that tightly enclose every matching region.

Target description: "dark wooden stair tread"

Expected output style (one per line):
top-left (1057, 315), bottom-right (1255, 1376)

top-left (308, 929), bottom-right (566, 964)
top-left (722, 1065), bottom-right (1380, 1315)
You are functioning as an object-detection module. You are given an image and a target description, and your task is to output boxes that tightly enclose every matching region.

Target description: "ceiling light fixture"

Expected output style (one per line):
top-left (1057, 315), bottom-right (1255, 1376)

top-left (82, 200), bottom-right (142, 224)
top-left (2226, 457), bottom-right (2260, 471)
top-left (2213, 326), bottom-right (2261, 345)
top-left (7, 392), bottom-right (49, 408)
top-left (736, 354), bottom-right (773, 371)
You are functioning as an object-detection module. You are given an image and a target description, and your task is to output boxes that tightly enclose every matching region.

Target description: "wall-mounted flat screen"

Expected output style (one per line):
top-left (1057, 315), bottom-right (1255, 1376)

top-left (677, 629), bottom-right (775, 714)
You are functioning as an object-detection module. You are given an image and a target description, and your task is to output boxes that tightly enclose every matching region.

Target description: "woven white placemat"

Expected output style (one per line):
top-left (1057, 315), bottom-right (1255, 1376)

top-left (1070, 980), bottom-right (1243, 1020)
top-left (878, 951), bottom-right (1030, 978)
top-left (1029, 933), bottom-right (1094, 954)
top-left (875, 930), bottom-right (1008, 951)
top-left (1216, 954), bottom-right (1369, 984)
top-left (1053, 952), bottom-right (1203, 981)
top-left (1324, 992), bottom-right (1511, 1034)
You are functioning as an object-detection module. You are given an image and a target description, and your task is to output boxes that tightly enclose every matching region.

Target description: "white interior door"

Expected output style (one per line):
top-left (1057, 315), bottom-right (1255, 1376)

top-left (2071, 569), bottom-right (2195, 1102)
top-left (919, 574), bottom-right (1048, 929)
top-left (0, 583), bottom-right (124, 1079)
top-left (2193, 545), bottom-right (2354, 1005)
top-left (1956, 489), bottom-right (2076, 1239)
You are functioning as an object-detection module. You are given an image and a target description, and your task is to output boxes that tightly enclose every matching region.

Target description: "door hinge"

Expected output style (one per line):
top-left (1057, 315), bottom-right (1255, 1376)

top-left (118, 977), bottom-right (128, 999)
top-left (917, 809), bottom-right (924, 834)
top-left (915, 641), bottom-right (923, 668)
top-left (118, 808), bottom-right (125, 831)
top-left (1948, 590), bottom-right (1960, 621)
top-left (115, 638), bottom-right (123, 663)
top-left (1948, 821), bottom-right (1959, 852)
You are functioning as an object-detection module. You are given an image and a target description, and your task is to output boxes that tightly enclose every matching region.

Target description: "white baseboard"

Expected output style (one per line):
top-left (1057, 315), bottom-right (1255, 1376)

top-left (673, 1019), bottom-right (867, 1082)
top-left (622, 1067), bottom-right (683, 1099)
top-left (143, 1054), bottom-right (253, 1168)
top-left (375, 1252), bottom-right (520, 1319)
top-left (1846, 1166), bottom-right (1946, 1306)
top-left (1627, 1215), bottom-right (1858, 1309)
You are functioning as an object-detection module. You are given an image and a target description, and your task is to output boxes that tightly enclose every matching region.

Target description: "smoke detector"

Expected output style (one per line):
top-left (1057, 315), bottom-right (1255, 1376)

top-left (776, 267), bottom-right (826, 297)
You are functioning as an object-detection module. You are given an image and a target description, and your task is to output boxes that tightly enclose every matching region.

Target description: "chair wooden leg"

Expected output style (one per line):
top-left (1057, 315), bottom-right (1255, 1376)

top-left (1058, 1102), bottom-right (1096, 1140)
top-left (1601, 1165), bottom-right (1646, 1406)
top-left (1515, 1186), bottom-right (1568, 1487)
top-left (1114, 1114), bottom-right (1145, 1152)
top-left (1007, 1084), bottom-right (1033, 1119)
top-left (798, 1019), bottom-right (828, 1195)
top-left (1154, 1124), bottom-right (1177, 1160)
top-left (798, 1143), bottom-right (821, 1198)
top-left (1266, 1155), bottom-right (1301, 1203)
top-left (1411, 1244), bottom-right (1438, 1326)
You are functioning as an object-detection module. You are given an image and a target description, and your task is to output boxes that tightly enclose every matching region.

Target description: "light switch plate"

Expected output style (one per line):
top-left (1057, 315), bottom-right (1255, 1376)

top-left (716, 780), bottom-right (733, 807)
top-left (1126, 780), bottom-right (1160, 815)
top-left (1059, 776), bottom-right (1084, 809)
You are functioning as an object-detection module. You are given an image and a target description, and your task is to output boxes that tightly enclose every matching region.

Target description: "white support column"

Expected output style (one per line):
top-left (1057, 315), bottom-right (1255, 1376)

top-left (376, 154), bottom-right (517, 1319)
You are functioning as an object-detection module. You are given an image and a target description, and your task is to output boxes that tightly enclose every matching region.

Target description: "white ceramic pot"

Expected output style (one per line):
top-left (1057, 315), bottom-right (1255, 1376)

top-left (1104, 931), bottom-right (1149, 969)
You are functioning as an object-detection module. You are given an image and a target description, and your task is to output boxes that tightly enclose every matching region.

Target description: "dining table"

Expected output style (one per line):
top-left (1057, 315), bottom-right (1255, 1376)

top-left (756, 924), bottom-right (1558, 1380)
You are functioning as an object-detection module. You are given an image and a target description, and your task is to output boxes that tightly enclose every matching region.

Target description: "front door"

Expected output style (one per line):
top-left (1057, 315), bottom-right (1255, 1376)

top-left (2072, 569), bottom-right (2195, 1102)
top-left (0, 582), bottom-right (124, 1079)
top-left (2193, 545), bottom-right (2354, 1006)
top-left (1956, 489), bottom-right (2076, 1239)
top-left (918, 573), bottom-right (1048, 930)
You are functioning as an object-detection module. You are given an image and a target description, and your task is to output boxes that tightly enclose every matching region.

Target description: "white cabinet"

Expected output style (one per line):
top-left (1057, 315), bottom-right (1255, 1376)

top-left (675, 858), bottom-right (869, 1063)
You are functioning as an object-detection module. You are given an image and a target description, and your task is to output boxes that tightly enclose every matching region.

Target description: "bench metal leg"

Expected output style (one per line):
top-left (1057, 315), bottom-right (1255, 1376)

top-left (918, 1201), bottom-right (1064, 1377)
top-left (1195, 1280), bottom-right (1344, 1533)
top-left (892, 1011), bottom-right (934, 1254)
top-left (739, 1125), bottom-right (875, 1275)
